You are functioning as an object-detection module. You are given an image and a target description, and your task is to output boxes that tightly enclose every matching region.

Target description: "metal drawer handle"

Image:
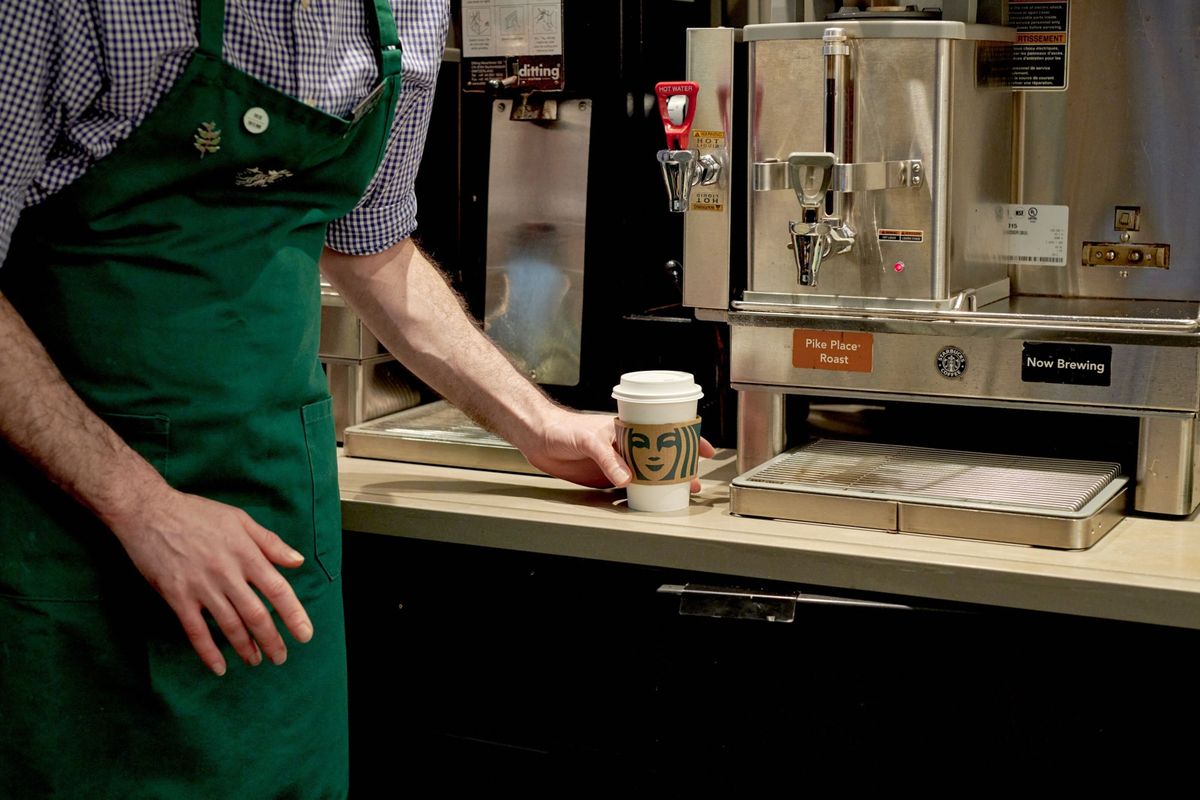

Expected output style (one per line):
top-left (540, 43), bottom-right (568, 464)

top-left (657, 583), bottom-right (917, 623)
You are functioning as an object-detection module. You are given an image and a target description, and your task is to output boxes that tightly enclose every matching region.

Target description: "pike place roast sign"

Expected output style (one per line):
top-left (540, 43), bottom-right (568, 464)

top-left (793, 330), bottom-right (874, 372)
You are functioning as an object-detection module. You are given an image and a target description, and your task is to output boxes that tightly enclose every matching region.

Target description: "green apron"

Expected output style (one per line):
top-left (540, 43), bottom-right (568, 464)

top-left (0, 1), bottom-right (401, 796)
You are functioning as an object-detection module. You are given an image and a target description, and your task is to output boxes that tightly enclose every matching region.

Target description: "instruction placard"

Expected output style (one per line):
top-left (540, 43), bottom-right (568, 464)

top-left (463, 1), bottom-right (565, 91)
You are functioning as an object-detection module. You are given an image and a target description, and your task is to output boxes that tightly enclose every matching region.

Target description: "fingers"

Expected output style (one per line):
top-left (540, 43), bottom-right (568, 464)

top-left (250, 562), bottom-right (314, 644)
top-left (223, 583), bottom-right (288, 665)
top-left (170, 600), bottom-right (228, 677)
top-left (245, 517), bottom-right (305, 569)
top-left (207, 590), bottom-right (269, 667)
top-left (579, 416), bottom-right (629, 486)
top-left (591, 440), bottom-right (631, 487)
top-left (243, 518), bottom-right (314, 644)
top-left (690, 438), bottom-right (716, 493)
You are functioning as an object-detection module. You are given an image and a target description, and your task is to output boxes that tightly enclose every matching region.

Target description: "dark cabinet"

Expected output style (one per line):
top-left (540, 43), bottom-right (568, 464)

top-left (344, 531), bottom-right (1199, 790)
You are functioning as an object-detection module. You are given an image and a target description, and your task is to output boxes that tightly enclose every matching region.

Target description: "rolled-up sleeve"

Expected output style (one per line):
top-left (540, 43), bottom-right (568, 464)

top-left (325, 0), bottom-right (450, 255)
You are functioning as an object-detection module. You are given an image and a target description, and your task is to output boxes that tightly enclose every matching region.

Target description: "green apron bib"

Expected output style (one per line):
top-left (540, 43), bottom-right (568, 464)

top-left (0, 2), bottom-right (401, 797)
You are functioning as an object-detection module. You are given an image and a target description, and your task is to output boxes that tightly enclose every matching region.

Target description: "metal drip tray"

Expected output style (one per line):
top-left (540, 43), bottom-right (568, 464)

top-left (343, 400), bottom-right (539, 474)
top-left (730, 440), bottom-right (1129, 549)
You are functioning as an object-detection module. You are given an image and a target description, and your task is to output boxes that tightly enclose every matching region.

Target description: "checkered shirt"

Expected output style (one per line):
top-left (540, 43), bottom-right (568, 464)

top-left (0, 0), bottom-right (450, 263)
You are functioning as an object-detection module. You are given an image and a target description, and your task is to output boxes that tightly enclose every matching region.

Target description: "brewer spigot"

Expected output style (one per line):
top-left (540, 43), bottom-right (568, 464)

top-left (654, 81), bottom-right (720, 213)
top-left (786, 152), bottom-right (854, 287)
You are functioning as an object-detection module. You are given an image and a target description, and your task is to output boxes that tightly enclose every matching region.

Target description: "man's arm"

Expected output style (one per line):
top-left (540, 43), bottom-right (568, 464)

top-left (320, 238), bottom-right (636, 488)
top-left (0, 293), bottom-right (313, 675)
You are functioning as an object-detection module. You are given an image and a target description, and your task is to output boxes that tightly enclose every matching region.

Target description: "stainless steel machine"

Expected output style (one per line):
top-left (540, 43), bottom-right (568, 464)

top-left (661, 0), bottom-right (1199, 547)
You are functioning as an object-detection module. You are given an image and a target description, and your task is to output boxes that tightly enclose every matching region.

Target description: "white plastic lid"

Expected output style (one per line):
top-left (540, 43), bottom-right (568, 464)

top-left (611, 370), bottom-right (703, 404)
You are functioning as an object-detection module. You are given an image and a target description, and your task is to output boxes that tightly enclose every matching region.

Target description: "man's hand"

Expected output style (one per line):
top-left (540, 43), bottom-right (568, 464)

top-left (107, 487), bottom-right (313, 677)
top-left (519, 408), bottom-right (715, 492)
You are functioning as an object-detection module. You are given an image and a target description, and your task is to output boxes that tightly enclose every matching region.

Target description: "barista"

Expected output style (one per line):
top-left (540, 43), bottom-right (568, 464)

top-left (0, 2), bottom-right (658, 798)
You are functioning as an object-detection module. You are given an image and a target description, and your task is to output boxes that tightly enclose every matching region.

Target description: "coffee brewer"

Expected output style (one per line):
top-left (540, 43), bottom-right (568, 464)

top-left (660, 0), bottom-right (1200, 547)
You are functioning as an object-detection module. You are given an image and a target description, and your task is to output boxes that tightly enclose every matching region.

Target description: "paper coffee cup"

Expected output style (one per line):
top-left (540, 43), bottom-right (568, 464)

top-left (612, 371), bottom-right (703, 512)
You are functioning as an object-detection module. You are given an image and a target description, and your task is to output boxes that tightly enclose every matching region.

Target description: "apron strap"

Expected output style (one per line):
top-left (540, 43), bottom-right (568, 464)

top-left (197, 0), bottom-right (401, 79)
top-left (197, 0), bottom-right (225, 59)
top-left (370, 0), bottom-right (404, 78)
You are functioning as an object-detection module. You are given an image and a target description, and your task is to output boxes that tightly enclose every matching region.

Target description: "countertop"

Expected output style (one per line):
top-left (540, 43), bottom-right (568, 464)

top-left (339, 448), bottom-right (1200, 629)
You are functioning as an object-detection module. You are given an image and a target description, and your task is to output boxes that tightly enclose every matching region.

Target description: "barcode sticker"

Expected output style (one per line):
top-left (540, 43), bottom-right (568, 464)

top-left (967, 204), bottom-right (1068, 266)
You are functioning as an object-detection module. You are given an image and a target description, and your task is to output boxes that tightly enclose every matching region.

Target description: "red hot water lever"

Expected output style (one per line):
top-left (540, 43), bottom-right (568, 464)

top-left (655, 82), bottom-right (699, 150)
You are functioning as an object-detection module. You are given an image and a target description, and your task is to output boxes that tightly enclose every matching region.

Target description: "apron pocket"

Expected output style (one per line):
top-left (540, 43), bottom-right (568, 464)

top-left (301, 397), bottom-right (342, 581)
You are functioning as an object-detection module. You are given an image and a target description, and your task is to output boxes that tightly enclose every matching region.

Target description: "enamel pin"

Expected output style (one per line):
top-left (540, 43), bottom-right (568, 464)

top-left (194, 122), bottom-right (222, 158)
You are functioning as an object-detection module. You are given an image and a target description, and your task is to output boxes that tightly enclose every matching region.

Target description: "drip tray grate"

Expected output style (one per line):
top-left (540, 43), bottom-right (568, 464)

top-left (730, 439), bottom-right (1129, 549)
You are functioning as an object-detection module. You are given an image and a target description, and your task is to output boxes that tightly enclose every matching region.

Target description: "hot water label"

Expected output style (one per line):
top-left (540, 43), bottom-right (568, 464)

top-left (1021, 342), bottom-right (1111, 386)
top-left (793, 330), bottom-right (874, 373)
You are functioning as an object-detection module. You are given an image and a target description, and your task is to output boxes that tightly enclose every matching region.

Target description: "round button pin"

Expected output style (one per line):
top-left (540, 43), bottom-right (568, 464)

top-left (243, 107), bottom-right (269, 134)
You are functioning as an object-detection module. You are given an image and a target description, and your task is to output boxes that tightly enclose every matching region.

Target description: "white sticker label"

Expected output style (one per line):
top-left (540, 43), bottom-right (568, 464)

top-left (1000, 204), bottom-right (1068, 266)
top-left (969, 204), bottom-right (1068, 266)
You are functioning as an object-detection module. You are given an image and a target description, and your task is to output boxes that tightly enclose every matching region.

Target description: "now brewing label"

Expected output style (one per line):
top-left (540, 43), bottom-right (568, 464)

top-left (1021, 342), bottom-right (1111, 386)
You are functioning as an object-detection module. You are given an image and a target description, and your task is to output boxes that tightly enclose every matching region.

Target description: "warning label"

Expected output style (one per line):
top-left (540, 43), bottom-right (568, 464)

top-left (1009, 0), bottom-right (1070, 90)
top-left (878, 229), bottom-right (924, 243)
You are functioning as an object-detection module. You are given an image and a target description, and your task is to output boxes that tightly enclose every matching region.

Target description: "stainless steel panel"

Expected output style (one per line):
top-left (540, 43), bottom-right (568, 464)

top-left (484, 99), bottom-right (591, 386)
top-left (898, 489), bottom-right (1127, 550)
top-left (683, 27), bottom-right (739, 311)
top-left (1015, 0), bottom-right (1200, 302)
top-left (736, 389), bottom-right (787, 473)
top-left (1136, 415), bottom-right (1200, 515)
top-left (324, 358), bottom-right (421, 443)
top-left (730, 484), bottom-right (900, 530)
top-left (319, 289), bottom-right (387, 360)
top-left (747, 23), bottom-right (1014, 302)
top-left (729, 322), bottom-right (1200, 412)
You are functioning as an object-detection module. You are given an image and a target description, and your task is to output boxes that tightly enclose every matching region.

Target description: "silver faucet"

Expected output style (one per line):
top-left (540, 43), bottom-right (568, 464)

top-left (787, 153), bottom-right (854, 287)
top-left (654, 82), bottom-right (721, 214)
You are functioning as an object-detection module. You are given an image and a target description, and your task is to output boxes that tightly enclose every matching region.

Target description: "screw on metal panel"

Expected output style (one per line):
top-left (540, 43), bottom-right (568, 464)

top-left (579, 101), bottom-right (588, 110)
top-left (498, 103), bottom-right (506, 111)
